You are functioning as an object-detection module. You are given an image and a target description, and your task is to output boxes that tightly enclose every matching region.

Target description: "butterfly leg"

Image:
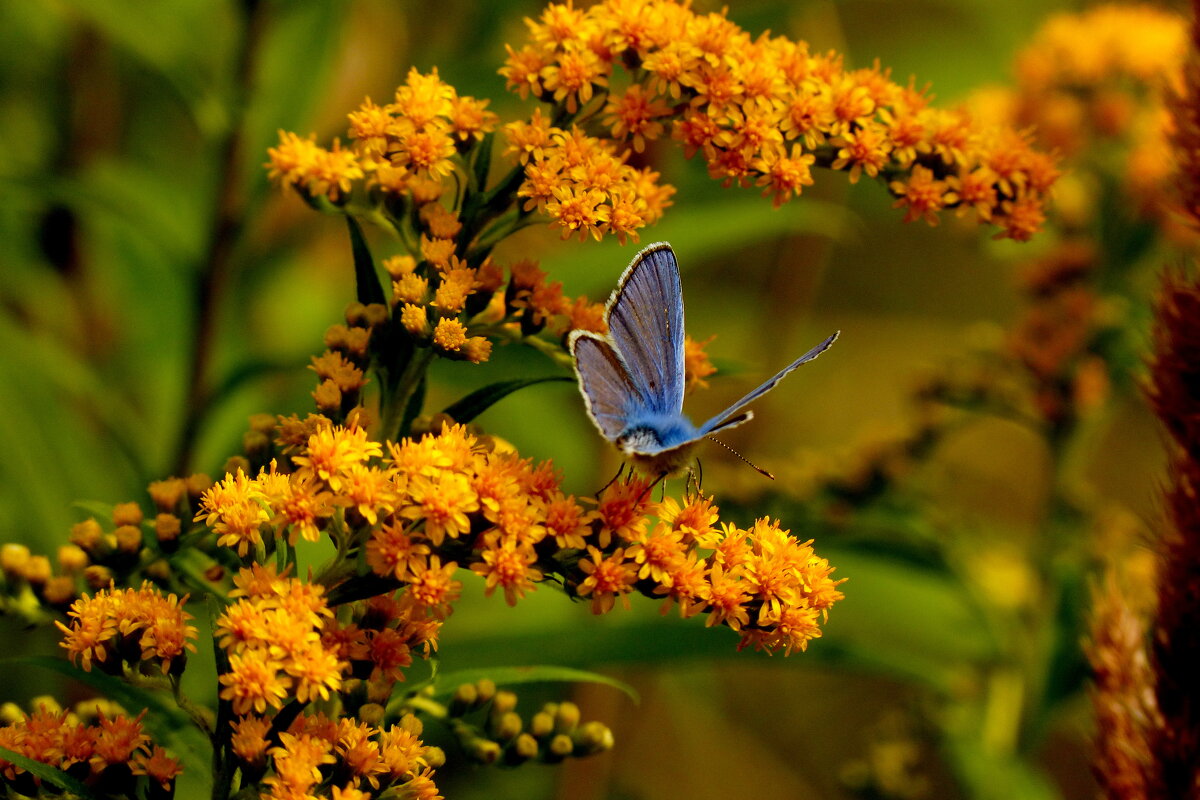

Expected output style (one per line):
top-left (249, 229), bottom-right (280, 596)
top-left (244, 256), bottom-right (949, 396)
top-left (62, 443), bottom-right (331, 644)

top-left (686, 458), bottom-right (704, 499)
top-left (595, 463), bottom-right (627, 498)
top-left (637, 471), bottom-right (669, 505)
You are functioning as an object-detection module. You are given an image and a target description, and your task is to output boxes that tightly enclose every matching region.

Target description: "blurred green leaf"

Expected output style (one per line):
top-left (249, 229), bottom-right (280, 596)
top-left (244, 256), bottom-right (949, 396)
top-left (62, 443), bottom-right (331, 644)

top-left (51, 0), bottom-right (231, 136)
top-left (947, 738), bottom-right (1061, 800)
top-left (818, 544), bottom-right (999, 680)
top-left (244, 0), bottom-right (345, 205)
top-left (442, 376), bottom-right (574, 423)
top-left (431, 665), bottom-right (639, 704)
top-left (12, 656), bottom-right (211, 777)
top-left (71, 500), bottom-right (116, 522)
top-left (541, 196), bottom-right (853, 296)
top-left (0, 746), bottom-right (96, 799)
top-left (0, 317), bottom-right (145, 539)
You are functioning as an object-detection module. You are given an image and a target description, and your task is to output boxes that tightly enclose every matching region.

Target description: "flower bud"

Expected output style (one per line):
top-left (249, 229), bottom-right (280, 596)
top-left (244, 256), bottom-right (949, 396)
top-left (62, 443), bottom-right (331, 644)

top-left (112, 502), bottom-right (144, 527)
top-left (573, 721), bottom-right (614, 755)
top-left (450, 683), bottom-right (478, 716)
top-left (493, 711), bottom-right (523, 741)
top-left (114, 524), bottom-right (143, 554)
top-left (358, 703), bottom-right (385, 727)
top-left (24, 555), bottom-right (51, 585)
top-left (70, 519), bottom-right (103, 552)
top-left (529, 711), bottom-right (554, 739)
top-left (554, 701), bottom-right (580, 734)
top-left (147, 479), bottom-right (187, 513)
top-left (155, 514), bottom-right (181, 548)
top-left (58, 544), bottom-right (89, 573)
top-left (1, 543), bottom-right (31, 580)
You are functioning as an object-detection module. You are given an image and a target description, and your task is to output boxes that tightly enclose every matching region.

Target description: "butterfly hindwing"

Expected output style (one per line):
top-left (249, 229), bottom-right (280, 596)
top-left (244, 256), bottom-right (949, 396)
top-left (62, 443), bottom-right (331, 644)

top-left (569, 331), bottom-right (647, 443)
top-left (698, 331), bottom-right (839, 435)
top-left (605, 243), bottom-right (686, 417)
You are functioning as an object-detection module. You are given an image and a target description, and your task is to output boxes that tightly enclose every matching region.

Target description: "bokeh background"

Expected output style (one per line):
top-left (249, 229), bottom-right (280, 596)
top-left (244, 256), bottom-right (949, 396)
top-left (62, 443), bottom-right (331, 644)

top-left (0, 1), bottom-right (1182, 798)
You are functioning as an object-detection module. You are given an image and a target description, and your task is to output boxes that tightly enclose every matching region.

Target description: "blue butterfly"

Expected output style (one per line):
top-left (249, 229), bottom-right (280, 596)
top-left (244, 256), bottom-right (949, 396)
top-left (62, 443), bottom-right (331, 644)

top-left (569, 242), bottom-right (838, 478)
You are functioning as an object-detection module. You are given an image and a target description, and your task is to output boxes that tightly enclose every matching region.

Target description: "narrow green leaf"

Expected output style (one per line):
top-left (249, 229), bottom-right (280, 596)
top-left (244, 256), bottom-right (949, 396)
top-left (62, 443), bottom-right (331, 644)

top-left (347, 216), bottom-right (386, 306)
top-left (0, 745), bottom-right (96, 799)
top-left (9, 656), bottom-right (210, 775)
top-left (442, 376), bottom-right (575, 423)
top-left (432, 665), bottom-right (639, 704)
top-left (71, 500), bottom-right (116, 523)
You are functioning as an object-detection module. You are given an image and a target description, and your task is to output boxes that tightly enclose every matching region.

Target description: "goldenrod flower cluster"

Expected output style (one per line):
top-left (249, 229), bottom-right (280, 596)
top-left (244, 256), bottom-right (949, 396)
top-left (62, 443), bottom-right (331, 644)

top-left (0, 703), bottom-right (182, 796)
top-left (969, 5), bottom-right (1186, 222)
top-left (196, 421), bottom-right (843, 656)
top-left (230, 712), bottom-right (442, 800)
top-left (266, 0), bottom-right (1057, 254)
top-left (503, 0), bottom-right (1058, 240)
top-left (55, 582), bottom-right (197, 675)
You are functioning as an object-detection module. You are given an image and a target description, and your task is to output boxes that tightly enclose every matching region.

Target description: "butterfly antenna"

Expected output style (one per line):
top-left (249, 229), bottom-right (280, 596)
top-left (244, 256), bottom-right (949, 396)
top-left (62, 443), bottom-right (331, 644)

top-left (706, 437), bottom-right (775, 480)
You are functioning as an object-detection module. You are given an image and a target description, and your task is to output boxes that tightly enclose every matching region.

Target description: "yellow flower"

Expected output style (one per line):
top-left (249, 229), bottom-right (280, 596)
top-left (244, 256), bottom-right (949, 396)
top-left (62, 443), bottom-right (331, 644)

top-left (367, 521), bottom-right (431, 582)
top-left (292, 425), bottom-right (383, 492)
top-left (401, 472), bottom-right (479, 545)
top-left (197, 469), bottom-right (270, 556)
top-left (577, 546), bottom-right (636, 614)
top-left (604, 85), bottom-right (670, 151)
top-left (545, 185), bottom-right (609, 241)
top-left (220, 651), bottom-right (290, 715)
top-left (540, 46), bottom-right (608, 113)
top-left (405, 555), bottom-right (461, 618)
top-left (432, 317), bottom-right (469, 352)
top-left (501, 44), bottom-right (548, 99)
top-left (890, 164), bottom-right (953, 225)
top-left (471, 541), bottom-right (542, 606)
top-left (831, 122), bottom-right (892, 183)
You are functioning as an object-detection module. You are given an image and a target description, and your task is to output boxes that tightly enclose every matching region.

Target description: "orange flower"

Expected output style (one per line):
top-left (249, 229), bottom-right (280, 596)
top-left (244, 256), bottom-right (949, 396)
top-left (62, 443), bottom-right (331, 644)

top-left (577, 546), bottom-right (637, 614)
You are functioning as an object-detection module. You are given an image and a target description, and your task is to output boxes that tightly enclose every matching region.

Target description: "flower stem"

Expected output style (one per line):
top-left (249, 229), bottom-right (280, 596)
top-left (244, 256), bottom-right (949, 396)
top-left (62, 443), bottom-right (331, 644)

top-left (171, 0), bottom-right (267, 479)
top-left (379, 346), bottom-right (436, 443)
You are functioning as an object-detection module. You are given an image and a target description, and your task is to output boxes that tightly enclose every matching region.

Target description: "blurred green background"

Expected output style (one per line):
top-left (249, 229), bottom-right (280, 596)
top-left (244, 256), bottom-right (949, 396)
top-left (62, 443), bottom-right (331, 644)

top-left (0, 1), bottom-right (1169, 798)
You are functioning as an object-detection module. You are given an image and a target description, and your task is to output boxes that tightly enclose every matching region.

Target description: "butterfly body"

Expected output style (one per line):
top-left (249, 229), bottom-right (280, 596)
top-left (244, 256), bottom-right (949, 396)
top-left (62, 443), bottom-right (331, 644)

top-left (570, 242), bottom-right (836, 477)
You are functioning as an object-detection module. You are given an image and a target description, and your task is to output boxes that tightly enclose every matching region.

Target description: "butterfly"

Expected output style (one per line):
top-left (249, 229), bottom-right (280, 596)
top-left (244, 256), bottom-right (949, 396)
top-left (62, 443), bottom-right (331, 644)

top-left (569, 242), bottom-right (838, 478)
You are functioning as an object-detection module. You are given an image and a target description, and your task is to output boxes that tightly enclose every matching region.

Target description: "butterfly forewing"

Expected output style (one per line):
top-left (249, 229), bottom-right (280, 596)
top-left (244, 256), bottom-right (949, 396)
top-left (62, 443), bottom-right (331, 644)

top-left (570, 331), bottom-right (645, 442)
top-left (605, 243), bottom-right (687, 416)
top-left (698, 331), bottom-right (839, 435)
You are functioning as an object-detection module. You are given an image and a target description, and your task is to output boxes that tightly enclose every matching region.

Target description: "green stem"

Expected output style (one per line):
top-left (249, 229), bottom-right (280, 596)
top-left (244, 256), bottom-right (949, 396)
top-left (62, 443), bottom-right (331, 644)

top-left (171, 0), bottom-right (267, 478)
top-left (172, 676), bottom-right (216, 740)
top-left (380, 346), bottom-right (436, 443)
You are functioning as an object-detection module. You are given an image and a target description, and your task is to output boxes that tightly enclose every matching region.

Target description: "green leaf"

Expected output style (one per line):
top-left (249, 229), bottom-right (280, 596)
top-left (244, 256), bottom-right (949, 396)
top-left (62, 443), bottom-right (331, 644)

top-left (71, 501), bottom-right (117, 523)
top-left (48, 0), bottom-right (230, 137)
top-left (0, 745), bottom-right (97, 800)
top-left (8, 656), bottom-right (211, 776)
top-left (347, 216), bottom-right (386, 306)
top-left (541, 196), bottom-right (852, 297)
top-left (432, 665), bottom-right (639, 704)
top-left (442, 376), bottom-right (575, 423)
top-left (946, 738), bottom-right (1061, 800)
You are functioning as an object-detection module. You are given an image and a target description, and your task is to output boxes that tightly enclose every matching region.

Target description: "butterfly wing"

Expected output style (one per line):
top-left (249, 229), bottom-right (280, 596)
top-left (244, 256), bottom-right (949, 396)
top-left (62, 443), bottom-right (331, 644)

top-left (698, 331), bottom-right (839, 435)
top-left (569, 330), bottom-right (647, 442)
top-left (605, 242), bottom-right (686, 417)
